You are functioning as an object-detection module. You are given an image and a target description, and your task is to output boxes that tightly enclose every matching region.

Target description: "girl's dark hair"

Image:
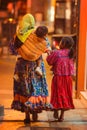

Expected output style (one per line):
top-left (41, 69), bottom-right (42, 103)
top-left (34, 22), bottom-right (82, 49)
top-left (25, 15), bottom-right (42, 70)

top-left (60, 36), bottom-right (75, 58)
top-left (35, 26), bottom-right (48, 38)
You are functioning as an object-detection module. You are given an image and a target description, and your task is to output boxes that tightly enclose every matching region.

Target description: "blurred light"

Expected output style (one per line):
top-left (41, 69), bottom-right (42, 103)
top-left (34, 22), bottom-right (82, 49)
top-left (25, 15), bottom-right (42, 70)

top-left (75, 0), bottom-right (78, 5)
top-left (65, 9), bottom-right (71, 19)
top-left (27, 0), bottom-right (31, 8)
top-left (50, 6), bottom-right (55, 21)
top-left (8, 18), bottom-right (13, 23)
top-left (52, 40), bottom-right (59, 49)
top-left (65, 1), bottom-right (71, 19)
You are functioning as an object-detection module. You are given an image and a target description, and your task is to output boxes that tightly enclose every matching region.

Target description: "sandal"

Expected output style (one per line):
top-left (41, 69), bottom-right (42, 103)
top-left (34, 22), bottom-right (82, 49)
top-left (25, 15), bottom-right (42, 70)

top-left (58, 117), bottom-right (64, 122)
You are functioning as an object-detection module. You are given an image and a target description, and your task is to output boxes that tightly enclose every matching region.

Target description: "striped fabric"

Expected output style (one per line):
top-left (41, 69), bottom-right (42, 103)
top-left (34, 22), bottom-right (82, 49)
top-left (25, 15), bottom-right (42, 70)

top-left (17, 32), bottom-right (47, 61)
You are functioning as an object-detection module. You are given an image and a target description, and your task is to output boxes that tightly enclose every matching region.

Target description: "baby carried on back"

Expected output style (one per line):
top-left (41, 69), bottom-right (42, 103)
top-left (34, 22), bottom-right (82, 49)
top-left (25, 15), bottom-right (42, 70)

top-left (14, 14), bottom-right (50, 61)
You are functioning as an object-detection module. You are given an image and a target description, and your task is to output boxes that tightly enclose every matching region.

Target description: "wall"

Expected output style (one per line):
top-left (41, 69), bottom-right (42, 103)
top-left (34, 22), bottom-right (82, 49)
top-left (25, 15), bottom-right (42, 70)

top-left (77, 0), bottom-right (87, 97)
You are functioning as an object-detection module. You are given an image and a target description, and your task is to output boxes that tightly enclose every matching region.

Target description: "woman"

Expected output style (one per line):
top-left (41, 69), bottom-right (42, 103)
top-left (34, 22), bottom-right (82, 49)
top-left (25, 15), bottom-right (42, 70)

top-left (10, 13), bottom-right (52, 124)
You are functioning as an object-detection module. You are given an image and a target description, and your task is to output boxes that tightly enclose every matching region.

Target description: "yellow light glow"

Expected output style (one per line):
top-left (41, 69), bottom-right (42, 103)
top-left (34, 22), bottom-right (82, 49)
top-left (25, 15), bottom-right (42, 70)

top-left (8, 18), bottom-right (13, 22)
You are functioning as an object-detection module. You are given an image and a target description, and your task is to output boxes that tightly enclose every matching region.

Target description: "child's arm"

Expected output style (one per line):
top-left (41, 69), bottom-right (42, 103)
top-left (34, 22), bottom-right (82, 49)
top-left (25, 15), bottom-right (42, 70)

top-left (46, 50), bottom-right (58, 65)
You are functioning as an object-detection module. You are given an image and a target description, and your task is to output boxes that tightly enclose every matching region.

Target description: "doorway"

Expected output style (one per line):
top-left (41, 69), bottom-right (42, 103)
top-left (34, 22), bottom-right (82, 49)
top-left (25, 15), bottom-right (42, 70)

top-left (52, 0), bottom-right (80, 98)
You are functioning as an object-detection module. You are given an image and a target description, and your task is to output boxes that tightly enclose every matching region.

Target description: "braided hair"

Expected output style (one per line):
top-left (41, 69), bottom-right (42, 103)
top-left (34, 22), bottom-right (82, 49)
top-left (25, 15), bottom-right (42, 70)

top-left (59, 36), bottom-right (75, 58)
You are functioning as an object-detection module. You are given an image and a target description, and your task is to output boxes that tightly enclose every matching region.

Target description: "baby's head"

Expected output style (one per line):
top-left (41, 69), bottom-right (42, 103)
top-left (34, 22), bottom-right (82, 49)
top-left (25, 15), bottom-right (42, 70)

top-left (35, 26), bottom-right (48, 38)
top-left (59, 36), bottom-right (74, 49)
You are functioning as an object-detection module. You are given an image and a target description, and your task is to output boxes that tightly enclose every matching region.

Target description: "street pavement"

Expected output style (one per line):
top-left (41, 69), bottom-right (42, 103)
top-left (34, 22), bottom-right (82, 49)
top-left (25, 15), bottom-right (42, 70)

top-left (0, 55), bottom-right (87, 130)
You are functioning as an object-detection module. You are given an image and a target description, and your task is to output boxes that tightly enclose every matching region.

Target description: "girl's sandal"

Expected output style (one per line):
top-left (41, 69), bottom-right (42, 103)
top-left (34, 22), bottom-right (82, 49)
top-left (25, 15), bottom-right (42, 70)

top-left (58, 116), bottom-right (64, 122)
top-left (58, 118), bottom-right (64, 122)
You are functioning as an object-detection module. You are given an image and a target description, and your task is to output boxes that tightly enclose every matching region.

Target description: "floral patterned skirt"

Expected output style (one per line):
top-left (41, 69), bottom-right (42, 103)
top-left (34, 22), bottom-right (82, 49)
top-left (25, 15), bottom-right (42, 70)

top-left (11, 57), bottom-right (52, 113)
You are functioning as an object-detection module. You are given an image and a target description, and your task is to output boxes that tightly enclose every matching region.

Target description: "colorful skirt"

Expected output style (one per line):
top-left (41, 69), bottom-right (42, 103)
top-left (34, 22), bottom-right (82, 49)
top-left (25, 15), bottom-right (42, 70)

top-left (50, 75), bottom-right (75, 110)
top-left (11, 57), bottom-right (52, 113)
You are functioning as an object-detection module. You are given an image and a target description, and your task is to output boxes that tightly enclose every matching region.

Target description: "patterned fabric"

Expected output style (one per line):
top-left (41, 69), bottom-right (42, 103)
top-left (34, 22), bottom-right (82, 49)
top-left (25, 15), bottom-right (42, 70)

top-left (50, 76), bottom-right (74, 110)
top-left (46, 49), bottom-right (75, 110)
top-left (17, 32), bottom-right (47, 61)
top-left (47, 49), bottom-right (74, 76)
top-left (9, 38), bottom-right (18, 55)
top-left (10, 13), bottom-right (53, 113)
top-left (11, 57), bottom-right (51, 112)
top-left (16, 13), bottom-right (35, 42)
top-left (10, 38), bottom-right (52, 113)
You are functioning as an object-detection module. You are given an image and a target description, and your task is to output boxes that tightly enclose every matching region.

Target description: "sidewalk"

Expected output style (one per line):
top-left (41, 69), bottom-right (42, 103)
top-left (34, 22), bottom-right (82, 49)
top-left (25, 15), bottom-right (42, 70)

top-left (0, 55), bottom-right (87, 130)
top-left (0, 103), bottom-right (87, 130)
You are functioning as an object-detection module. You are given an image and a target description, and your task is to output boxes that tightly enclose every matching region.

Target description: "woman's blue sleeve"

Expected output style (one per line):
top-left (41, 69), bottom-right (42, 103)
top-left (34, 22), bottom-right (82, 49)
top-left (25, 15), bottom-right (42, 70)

top-left (8, 38), bottom-right (18, 55)
top-left (46, 38), bottom-right (50, 47)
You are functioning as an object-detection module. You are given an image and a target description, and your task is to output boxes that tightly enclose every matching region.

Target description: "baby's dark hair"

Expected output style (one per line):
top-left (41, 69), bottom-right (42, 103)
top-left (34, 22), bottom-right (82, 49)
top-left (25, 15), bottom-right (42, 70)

top-left (35, 26), bottom-right (48, 38)
top-left (60, 36), bottom-right (75, 58)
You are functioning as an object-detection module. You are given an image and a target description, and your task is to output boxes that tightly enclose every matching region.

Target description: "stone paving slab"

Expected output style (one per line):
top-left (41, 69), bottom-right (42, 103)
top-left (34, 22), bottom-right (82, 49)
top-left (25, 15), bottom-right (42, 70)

top-left (0, 105), bottom-right (4, 116)
top-left (31, 127), bottom-right (71, 130)
top-left (1, 108), bottom-right (87, 123)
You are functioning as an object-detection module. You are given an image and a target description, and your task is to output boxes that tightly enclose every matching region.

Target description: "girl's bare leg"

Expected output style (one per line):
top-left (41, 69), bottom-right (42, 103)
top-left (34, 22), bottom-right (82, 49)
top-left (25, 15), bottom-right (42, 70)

top-left (53, 110), bottom-right (59, 119)
top-left (58, 110), bottom-right (64, 122)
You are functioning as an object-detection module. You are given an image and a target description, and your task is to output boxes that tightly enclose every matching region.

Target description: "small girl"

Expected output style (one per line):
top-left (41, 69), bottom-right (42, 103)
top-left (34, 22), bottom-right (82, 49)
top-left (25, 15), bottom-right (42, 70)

top-left (46, 36), bottom-right (75, 122)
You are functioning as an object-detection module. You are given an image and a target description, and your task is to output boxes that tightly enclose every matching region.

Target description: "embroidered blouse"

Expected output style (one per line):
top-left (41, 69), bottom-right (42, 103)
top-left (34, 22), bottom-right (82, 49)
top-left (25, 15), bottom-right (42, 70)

top-left (46, 49), bottom-right (74, 76)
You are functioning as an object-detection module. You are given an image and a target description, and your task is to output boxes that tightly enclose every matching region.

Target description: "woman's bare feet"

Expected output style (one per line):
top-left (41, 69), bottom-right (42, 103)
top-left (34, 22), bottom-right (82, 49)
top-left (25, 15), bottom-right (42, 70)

top-left (24, 108), bottom-right (30, 124)
top-left (32, 111), bottom-right (38, 121)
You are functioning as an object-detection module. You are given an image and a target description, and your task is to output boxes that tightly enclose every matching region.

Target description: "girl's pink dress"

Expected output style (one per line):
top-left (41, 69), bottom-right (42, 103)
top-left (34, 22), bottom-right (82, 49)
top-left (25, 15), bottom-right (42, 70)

top-left (47, 49), bottom-right (75, 110)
